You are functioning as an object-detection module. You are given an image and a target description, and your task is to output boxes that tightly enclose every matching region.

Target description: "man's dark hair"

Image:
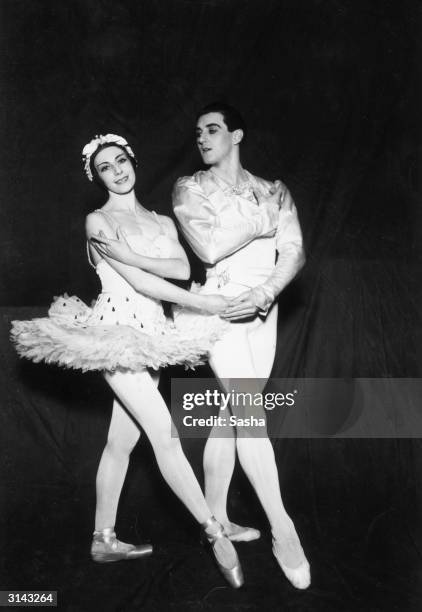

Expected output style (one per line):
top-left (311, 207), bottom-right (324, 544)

top-left (196, 102), bottom-right (247, 139)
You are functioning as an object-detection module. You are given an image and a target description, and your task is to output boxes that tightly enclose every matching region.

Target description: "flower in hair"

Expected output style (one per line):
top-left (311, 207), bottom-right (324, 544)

top-left (82, 134), bottom-right (135, 181)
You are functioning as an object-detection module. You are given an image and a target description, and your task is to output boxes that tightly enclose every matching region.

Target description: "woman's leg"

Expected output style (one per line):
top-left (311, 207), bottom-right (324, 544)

top-left (95, 398), bottom-right (141, 530)
top-left (104, 368), bottom-right (217, 524)
top-left (103, 368), bottom-right (242, 580)
top-left (95, 370), bottom-right (160, 531)
top-left (93, 369), bottom-right (242, 583)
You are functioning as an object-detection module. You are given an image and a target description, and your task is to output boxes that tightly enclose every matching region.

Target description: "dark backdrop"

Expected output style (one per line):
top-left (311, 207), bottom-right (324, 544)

top-left (1, 1), bottom-right (421, 611)
top-left (1, 0), bottom-right (420, 309)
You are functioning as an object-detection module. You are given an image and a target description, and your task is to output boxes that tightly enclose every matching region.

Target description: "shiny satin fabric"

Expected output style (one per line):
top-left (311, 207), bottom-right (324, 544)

top-left (172, 169), bottom-right (304, 311)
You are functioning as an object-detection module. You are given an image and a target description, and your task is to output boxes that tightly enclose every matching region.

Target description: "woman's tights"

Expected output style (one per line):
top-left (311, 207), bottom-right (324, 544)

top-left (95, 369), bottom-right (212, 530)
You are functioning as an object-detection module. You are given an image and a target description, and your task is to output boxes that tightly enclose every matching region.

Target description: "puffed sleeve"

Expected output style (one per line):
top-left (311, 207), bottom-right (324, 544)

top-left (172, 176), bottom-right (279, 265)
top-left (249, 191), bottom-right (305, 311)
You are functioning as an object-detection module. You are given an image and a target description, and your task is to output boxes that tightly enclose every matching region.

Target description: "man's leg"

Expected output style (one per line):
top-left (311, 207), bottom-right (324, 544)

top-left (207, 311), bottom-right (309, 575)
top-left (205, 316), bottom-right (280, 533)
top-left (248, 303), bottom-right (278, 380)
top-left (204, 302), bottom-right (277, 529)
top-left (203, 302), bottom-right (276, 540)
top-left (204, 321), bottom-right (261, 541)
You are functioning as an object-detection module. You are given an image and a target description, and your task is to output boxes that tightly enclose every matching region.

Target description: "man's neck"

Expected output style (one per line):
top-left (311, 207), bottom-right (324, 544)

top-left (210, 153), bottom-right (246, 186)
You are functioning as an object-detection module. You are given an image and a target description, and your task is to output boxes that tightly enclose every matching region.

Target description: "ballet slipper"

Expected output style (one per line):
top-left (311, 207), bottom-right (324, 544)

top-left (221, 521), bottom-right (261, 542)
top-left (272, 536), bottom-right (310, 589)
top-left (91, 528), bottom-right (153, 563)
top-left (201, 516), bottom-right (244, 588)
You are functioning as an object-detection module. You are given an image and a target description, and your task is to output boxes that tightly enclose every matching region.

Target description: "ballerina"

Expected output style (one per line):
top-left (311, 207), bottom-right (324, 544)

top-left (91, 110), bottom-right (311, 589)
top-left (11, 133), bottom-right (244, 588)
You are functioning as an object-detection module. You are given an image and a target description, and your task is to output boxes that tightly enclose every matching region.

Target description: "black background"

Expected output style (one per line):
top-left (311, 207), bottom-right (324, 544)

top-left (1, 1), bottom-right (421, 610)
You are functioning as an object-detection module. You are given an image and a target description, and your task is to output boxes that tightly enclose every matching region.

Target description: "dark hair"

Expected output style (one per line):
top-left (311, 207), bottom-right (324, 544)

top-left (196, 102), bottom-right (247, 139)
top-left (90, 142), bottom-right (138, 189)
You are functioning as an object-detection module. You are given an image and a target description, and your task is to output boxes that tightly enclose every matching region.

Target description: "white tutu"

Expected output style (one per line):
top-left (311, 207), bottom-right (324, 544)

top-left (11, 293), bottom-right (228, 372)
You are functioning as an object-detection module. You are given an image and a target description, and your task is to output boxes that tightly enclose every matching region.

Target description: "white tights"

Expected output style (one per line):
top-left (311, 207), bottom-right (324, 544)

top-left (204, 302), bottom-right (297, 542)
top-left (94, 297), bottom-right (300, 562)
top-left (95, 369), bottom-right (212, 530)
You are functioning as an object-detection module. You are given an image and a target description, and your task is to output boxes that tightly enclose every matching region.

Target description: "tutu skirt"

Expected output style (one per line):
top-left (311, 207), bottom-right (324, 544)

top-left (11, 293), bottom-right (228, 372)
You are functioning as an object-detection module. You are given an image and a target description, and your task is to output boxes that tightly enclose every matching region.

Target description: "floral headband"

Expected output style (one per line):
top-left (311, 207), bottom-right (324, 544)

top-left (82, 134), bottom-right (135, 181)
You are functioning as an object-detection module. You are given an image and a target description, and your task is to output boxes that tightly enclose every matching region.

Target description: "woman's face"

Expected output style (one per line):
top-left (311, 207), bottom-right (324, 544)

top-left (196, 112), bottom-right (238, 166)
top-left (93, 145), bottom-right (136, 194)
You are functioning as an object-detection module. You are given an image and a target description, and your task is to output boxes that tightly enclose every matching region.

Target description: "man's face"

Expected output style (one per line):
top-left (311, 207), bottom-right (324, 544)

top-left (195, 112), bottom-right (237, 165)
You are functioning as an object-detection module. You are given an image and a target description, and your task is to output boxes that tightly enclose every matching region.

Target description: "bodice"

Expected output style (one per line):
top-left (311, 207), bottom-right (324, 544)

top-left (87, 213), bottom-right (175, 332)
top-left (95, 231), bottom-right (172, 295)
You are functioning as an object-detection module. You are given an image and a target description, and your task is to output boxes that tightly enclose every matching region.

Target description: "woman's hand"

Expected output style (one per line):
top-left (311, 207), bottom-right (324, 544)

top-left (90, 226), bottom-right (136, 266)
top-left (199, 294), bottom-right (231, 315)
top-left (221, 290), bottom-right (260, 320)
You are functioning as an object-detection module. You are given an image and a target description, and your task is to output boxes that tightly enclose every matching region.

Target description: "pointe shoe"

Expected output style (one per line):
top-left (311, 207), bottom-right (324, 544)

top-left (201, 516), bottom-right (244, 589)
top-left (91, 528), bottom-right (153, 563)
top-left (272, 537), bottom-right (311, 590)
top-left (223, 522), bottom-right (261, 543)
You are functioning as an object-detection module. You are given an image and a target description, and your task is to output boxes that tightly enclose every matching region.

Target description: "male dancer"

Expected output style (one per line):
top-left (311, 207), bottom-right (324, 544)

top-left (172, 102), bottom-right (310, 588)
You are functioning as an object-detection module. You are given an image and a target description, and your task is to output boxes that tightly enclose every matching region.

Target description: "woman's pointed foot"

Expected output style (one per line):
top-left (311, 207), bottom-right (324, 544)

top-left (221, 521), bottom-right (261, 542)
top-left (272, 534), bottom-right (310, 589)
top-left (91, 528), bottom-right (153, 563)
top-left (201, 516), bottom-right (244, 588)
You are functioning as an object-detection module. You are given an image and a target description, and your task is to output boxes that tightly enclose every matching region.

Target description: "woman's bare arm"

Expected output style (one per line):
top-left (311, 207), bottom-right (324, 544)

top-left (86, 212), bottom-right (226, 314)
top-left (91, 216), bottom-right (190, 280)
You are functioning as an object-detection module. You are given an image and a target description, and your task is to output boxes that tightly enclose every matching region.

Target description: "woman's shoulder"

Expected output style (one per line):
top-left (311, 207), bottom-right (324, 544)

top-left (85, 207), bottom-right (115, 234)
top-left (154, 213), bottom-right (178, 239)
